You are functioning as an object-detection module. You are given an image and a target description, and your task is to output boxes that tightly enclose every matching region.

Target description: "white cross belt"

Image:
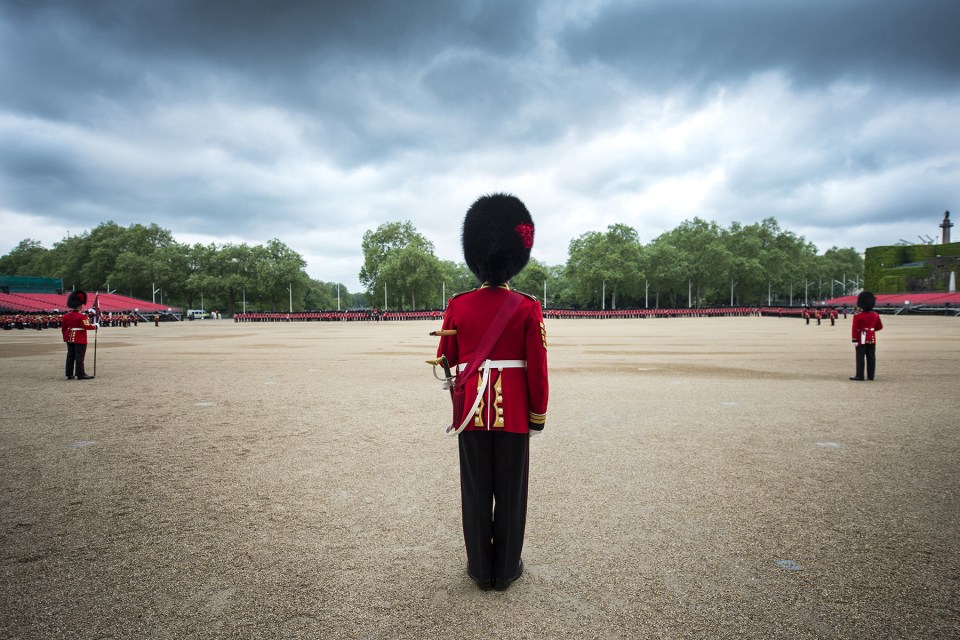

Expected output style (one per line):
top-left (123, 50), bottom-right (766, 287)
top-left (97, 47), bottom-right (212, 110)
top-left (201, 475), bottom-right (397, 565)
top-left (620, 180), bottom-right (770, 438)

top-left (446, 360), bottom-right (527, 436)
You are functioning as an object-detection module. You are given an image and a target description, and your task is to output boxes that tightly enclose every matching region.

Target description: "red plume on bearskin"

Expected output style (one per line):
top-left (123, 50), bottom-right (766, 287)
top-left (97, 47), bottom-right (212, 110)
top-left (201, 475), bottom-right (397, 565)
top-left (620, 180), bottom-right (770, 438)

top-left (462, 193), bottom-right (534, 286)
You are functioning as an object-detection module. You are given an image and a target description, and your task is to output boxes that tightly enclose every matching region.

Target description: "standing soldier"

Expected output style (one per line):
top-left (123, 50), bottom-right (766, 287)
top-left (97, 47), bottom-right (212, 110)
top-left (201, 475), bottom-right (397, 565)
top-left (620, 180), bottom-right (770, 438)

top-left (435, 193), bottom-right (549, 592)
top-left (850, 291), bottom-right (883, 381)
top-left (60, 290), bottom-right (97, 380)
top-left (803, 307), bottom-right (811, 324)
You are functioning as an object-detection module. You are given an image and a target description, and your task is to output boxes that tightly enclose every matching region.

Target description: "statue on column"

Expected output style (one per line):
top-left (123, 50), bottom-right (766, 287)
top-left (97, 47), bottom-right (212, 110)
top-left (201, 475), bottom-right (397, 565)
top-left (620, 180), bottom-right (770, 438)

top-left (941, 210), bottom-right (953, 244)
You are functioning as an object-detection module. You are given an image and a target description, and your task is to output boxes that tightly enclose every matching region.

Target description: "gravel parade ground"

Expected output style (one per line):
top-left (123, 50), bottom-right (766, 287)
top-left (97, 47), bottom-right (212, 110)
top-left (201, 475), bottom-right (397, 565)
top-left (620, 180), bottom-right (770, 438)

top-left (1, 314), bottom-right (958, 639)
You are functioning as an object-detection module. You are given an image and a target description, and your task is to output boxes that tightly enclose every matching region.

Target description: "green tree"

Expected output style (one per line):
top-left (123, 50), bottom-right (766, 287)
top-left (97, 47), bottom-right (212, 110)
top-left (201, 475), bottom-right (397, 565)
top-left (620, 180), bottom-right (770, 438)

top-left (152, 242), bottom-right (192, 306)
top-left (723, 222), bottom-right (765, 305)
top-left (360, 221), bottom-right (438, 310)
top-left (109, 251), bottom-right (157, 298)
top-left (671, 218), bottom-right (730, 306)
top-left (252, 239), bottom-right (309, 311)
top-left (215, 244), bottom-right (256, 313)
top-left (813, 247), bottom-right (864, 301)
top-left (565, 224), bottom-right (645, 309)
top-left (511, 258), bottom-right (552, 304)
top-left (546, 264), bottom-right (576, 307)
top-left (302, 279), bottom-right (340, 310)
top-left (0, 239), bottom-right (49, 276)
top-left (438, 260), bottom-right (477, 304)
top-left (379, 243), bottom-right (443, 310)
top-left (646, 236), bottom-right (688, 308)
top-left (182, 244), bottom-right (217, 310)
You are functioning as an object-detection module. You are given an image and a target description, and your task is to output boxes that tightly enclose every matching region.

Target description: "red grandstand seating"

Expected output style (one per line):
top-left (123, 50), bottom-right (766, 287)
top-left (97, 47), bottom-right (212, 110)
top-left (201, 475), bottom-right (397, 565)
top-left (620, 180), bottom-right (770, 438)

top-left (825, 293), bottom-right (960, 307)
top-left (0, 291), bottom-right (179, 313)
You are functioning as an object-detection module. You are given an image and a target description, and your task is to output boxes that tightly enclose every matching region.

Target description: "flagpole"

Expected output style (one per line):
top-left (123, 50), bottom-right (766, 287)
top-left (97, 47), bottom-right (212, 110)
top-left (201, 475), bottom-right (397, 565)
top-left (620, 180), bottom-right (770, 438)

top-left (92, 293), bottom-right (99, 378)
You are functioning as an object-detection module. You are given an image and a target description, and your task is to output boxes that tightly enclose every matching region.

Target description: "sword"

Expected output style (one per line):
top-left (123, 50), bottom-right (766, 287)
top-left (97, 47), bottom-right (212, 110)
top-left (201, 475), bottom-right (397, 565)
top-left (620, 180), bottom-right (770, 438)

top-left (425, 355), bottom-right (455, 389)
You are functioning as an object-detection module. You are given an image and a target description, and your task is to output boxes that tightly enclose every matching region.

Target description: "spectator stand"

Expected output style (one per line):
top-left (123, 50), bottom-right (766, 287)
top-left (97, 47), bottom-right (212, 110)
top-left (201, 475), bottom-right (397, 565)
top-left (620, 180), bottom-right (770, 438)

top-left (824, 293), bottom-right (960, 316)
top-left (0, 291), bottom-right (180, 325)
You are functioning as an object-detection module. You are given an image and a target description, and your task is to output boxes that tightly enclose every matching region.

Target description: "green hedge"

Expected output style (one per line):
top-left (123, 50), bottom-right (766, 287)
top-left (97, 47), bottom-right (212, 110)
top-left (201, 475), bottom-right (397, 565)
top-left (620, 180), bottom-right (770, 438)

top-left (864, 242), bottom-right (960, 293)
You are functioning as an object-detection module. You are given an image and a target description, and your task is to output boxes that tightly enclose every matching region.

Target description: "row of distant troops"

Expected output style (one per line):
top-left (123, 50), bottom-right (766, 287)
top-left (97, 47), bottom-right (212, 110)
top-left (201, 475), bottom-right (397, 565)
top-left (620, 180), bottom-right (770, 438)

top-left (803, 307), bottom-right (846, 325)
top-left (0, 314), bottom-right (62, 330)
top-left (1, 312), bottom-right (140, 330)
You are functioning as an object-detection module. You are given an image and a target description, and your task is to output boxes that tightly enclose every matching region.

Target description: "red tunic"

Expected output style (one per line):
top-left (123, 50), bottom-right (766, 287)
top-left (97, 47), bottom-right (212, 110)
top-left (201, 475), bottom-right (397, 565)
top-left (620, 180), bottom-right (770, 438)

top-left (437, 287), bottom-right (548, 434)
top-left (851, 310), bottom-right (883, 345)
top-left (61, 311), bottom-right (96, 344)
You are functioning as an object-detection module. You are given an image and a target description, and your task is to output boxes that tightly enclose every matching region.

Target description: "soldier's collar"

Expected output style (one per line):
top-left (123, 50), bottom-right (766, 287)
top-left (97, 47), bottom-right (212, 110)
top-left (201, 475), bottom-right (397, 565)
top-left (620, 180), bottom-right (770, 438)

top-left (480, 283), bottom-right (510, 290)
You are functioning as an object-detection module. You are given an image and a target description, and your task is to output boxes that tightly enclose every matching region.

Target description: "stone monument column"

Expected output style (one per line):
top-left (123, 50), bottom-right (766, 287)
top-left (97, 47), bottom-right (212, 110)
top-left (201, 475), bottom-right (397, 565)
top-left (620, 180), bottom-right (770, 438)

top-left (941, 210), bottom-right (953, 244)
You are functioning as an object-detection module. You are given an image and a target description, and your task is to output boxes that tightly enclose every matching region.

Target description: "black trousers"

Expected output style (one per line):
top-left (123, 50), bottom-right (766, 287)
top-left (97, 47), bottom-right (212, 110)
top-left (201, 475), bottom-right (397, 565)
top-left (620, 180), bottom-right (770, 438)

top-left (855, 344), bottom-right (876, 380)
top-left (65, 343), bottom-right (87, 377)
top-left (458, 431), bottom-right (529, 584)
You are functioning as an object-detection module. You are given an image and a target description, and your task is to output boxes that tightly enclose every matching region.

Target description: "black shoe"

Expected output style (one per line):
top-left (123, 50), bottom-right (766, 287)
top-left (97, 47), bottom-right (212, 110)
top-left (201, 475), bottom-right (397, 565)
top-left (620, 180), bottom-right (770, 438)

top-left (494, 559), bottom-right (523, 591)
top-left (76, 374), bottom-right (94, 380)
top-left (849, 377), bottom-right (863, 381)
top-left (66, 376), bottom-right (74, 380)
top-left (468, 570), bottom-right (493, 591)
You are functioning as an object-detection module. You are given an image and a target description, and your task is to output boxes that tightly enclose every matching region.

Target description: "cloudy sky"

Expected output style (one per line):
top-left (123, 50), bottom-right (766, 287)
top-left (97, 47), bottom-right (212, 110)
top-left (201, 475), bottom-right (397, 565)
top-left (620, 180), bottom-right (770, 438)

top-left (1, 0), bottom-right (958, 290)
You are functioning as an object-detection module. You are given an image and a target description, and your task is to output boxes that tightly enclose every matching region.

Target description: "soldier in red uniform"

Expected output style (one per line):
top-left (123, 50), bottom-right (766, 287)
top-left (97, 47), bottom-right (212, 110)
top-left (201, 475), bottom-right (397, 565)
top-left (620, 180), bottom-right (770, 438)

top-left (60, 290), bottom-right (97, 380)
top-left (850, 291), bottom-right (883, 381)
top-left (435, 193), bottom-right (548, 591)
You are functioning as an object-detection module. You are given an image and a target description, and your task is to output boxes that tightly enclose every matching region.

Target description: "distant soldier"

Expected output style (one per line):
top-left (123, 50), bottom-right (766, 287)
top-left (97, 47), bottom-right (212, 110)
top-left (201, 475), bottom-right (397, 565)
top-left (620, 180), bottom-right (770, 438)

top-left (803, 307), bottom-right (811, 325)
top-left (61, 290), bottom-right (97, 380)
top-left (850, 291), bottom-right (883, 381)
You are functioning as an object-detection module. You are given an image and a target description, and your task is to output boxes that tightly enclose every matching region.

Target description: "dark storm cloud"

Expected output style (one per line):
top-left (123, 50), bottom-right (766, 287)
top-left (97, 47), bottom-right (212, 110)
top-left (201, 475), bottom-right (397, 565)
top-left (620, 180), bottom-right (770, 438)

top-left (0, 0), bottom-right (538, 109)
top-left (1, 0), bottom-right (958, 288)
top-left (559, 0), bottom-right (960, 92)
top-left (0, 0), bottom-right (549, 174)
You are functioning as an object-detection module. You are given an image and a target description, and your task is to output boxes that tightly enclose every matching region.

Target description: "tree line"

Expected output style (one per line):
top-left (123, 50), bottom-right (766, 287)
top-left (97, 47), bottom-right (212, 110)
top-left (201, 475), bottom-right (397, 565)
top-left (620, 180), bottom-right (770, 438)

top-left (1, 216), bottom-right (862, 313)
top-left (361, 217), bottom-right (863, 310)
top-left (0, 222), bottom-right (361, 313)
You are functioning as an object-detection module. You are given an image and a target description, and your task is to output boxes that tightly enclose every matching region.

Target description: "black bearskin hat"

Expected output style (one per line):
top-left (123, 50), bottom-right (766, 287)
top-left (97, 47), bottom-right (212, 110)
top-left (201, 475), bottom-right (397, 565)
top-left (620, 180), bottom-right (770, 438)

top-left (857, 291), bottom-right (876, 311)
top-left (66, 290), bottom-right (87, 310)
top-left (462, 193), bottom-right (534, 285)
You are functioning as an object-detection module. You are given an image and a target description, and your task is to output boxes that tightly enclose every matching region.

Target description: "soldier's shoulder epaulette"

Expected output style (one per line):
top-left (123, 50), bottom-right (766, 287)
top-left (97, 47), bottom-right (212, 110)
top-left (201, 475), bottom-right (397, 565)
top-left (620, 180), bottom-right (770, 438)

top-left (448, 288), bottom-right (479, 302)
top-left (515, 290), bottom-right (540, 303)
